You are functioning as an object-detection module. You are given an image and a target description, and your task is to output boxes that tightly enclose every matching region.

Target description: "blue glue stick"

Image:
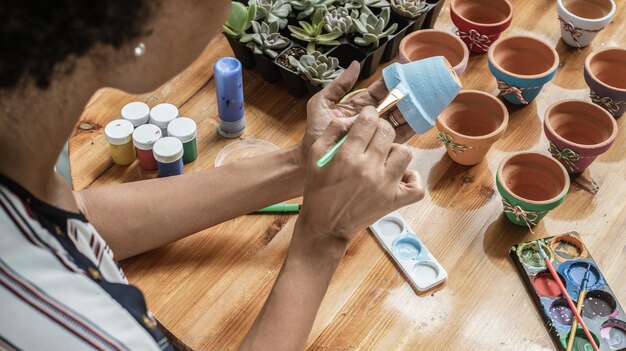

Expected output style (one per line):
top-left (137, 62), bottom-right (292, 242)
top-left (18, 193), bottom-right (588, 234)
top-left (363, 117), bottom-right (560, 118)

top-left (214, 57), bottom-right (245, 138)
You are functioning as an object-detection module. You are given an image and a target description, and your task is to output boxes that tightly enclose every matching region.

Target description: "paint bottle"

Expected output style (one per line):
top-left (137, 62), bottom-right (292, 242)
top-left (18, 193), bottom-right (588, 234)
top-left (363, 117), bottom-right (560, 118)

top-left (152, 137), bottom-right (184, 177)
top-left (214, 57), bottom-right (245, 138)
top-left (121, 101), bottom-right (150, 127)
top-left (104, 119), bottom-right (136, 166)
top-left (149, 103), bottom-right (179, 136)
top-left (132, 124), bottom-right (162, 170)
top-left (167, 117), bottom-right (198, 164)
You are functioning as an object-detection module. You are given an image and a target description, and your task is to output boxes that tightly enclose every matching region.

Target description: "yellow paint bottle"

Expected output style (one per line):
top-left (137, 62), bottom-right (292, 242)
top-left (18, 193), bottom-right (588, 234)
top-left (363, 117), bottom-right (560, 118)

top-left (104, 119), bottom-right (136, 165)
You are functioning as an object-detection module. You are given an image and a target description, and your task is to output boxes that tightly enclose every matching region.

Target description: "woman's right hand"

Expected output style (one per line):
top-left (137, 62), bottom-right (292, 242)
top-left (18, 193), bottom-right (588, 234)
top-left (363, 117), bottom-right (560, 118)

top-left (297, 106), bottom-right (425, 246)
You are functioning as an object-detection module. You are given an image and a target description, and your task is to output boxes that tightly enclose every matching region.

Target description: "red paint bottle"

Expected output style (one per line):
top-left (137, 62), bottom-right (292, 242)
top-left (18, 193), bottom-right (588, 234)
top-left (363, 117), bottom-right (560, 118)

top-left (132, 124), bottom-right (162, 171)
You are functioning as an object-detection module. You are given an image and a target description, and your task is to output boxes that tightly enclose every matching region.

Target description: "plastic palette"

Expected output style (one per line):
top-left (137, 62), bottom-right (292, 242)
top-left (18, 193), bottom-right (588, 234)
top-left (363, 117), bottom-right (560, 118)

top-left (510, 232), bottom-right (626, 351)
top-left (369, 212), bottom-right (447, 292)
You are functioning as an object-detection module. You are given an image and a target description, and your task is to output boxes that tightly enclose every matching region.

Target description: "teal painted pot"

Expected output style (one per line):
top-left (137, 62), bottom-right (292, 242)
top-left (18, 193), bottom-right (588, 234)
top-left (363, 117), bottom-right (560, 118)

top-left (383, 56), bottom-right (462, 134)
top-left (488, 35), bottom-right (559, 105)
top-left (496, 152), bottom-right (569, 229)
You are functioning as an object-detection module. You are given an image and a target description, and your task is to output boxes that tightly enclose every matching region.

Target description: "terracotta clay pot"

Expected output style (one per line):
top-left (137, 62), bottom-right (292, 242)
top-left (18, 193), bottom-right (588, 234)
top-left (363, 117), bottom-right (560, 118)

top-left (584, 47), bottom-right (626, 117)
top-left (556, 0), bottom-right (615, 48)
top-left (488, 35), bottom-right (559, 105)
top-left (543, 99), bottom-right (618, 174)
top-left (435, 90), bottom-right (508, 165)
top-left (399, 29), bottom-right (470, 76)
top-left (450, 0), bottom-right (513, 54)
top-left (496, 152), bottom-right (569, 228)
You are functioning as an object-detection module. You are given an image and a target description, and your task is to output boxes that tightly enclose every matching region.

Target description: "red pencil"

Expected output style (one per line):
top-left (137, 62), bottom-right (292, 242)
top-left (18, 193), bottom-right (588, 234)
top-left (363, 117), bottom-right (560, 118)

top-left (536, 240), bottom-right (599, 351)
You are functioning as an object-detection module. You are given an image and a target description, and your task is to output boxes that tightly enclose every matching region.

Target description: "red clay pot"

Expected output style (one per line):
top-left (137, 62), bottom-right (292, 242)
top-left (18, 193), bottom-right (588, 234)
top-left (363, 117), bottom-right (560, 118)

top-left (543, 99), bottom-right (618, 174)
top-left (436, 90), bottom-right (508, 165)
top-left (450, 0), bottom-right (513, 54)
top-left (399, 29), bottom-right (470, 76)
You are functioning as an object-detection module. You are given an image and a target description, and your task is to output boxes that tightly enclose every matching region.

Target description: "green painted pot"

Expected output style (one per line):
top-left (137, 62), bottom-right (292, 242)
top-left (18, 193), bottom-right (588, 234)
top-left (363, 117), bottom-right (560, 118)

top-left (496, 152), bottom-right (569, 228)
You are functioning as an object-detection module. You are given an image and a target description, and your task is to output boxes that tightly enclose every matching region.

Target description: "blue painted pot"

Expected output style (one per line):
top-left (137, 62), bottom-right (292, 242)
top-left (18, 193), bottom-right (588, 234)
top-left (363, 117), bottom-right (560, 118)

top-left (487, 35), bottom-right (559, 105)
top-left (382, 56), bottom-right (462, 135)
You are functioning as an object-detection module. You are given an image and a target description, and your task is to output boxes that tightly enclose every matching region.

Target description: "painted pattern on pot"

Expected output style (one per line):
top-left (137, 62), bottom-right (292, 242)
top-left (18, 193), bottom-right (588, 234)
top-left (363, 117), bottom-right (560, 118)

top-left (496, 152), bottom-right (569, 231)
top-left (584, 47), bottom-right (626, 117)
top-left (435, 90), bottom-right (508, 165)
top-left (399, 29), bottom-right (469, 76)
top-left (556, 0), bottom-right (616, 49)
top-left (450, 0), bottom-right (513, 54)
top-left (488, 35), bottom-right (559, 105)
top-left (543, 99), bottom-right (618, 174)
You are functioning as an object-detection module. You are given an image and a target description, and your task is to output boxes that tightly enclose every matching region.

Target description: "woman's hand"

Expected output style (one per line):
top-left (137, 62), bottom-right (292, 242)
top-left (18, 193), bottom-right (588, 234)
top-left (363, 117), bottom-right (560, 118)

top-left (297, 106), bottom-right (424, 245)
top-left (300, 61), bottom-right (415, 162)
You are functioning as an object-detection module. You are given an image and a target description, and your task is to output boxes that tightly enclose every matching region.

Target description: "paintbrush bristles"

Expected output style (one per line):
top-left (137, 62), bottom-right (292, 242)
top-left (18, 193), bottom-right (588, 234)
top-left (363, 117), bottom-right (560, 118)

top-left (536, 240), bottom-right (548, 259)
top-left (376, 88), bottom-right (406, 115)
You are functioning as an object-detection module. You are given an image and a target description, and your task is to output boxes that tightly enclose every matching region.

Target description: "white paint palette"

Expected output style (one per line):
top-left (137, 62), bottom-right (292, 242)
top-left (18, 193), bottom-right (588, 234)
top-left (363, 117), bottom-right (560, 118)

top-left (369, 212), bottom-right (447, 292)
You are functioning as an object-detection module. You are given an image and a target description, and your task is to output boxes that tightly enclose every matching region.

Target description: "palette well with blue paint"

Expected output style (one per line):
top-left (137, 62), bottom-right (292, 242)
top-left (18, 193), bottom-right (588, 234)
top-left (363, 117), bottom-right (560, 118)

top-left (369, 212), bottom-right (447, 292)
top-left (510, 232), bottom-right (626, 351)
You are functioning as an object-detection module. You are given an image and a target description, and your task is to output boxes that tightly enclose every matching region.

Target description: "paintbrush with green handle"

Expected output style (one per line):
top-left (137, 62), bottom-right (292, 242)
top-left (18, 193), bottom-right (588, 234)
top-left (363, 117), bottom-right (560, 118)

top-left (316, 86), bottom-right (408, 168)
top-left (565, 263), bottom-right (593, 351)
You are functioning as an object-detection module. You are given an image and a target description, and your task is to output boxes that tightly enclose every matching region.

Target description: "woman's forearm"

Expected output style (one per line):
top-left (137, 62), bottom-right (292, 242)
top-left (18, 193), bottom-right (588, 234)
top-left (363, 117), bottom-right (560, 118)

top-left (239, 223), bottom-right (347, 351)
top-left (75, 145), bottom-right (305, 260)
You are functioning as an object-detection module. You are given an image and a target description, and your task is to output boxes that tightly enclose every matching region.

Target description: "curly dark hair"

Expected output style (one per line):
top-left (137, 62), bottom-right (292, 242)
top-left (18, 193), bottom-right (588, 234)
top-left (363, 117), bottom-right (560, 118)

top-left (0, 1), bottom-right (154, 89)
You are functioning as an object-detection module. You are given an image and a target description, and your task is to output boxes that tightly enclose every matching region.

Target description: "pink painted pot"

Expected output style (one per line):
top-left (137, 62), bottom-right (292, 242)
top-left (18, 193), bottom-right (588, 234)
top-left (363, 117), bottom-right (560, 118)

top-left (399, 29), bottom-right (470, 76)
top-left (450, 0), bottom-right (513, 54)
top-left (584, 47), bottom-right (626, 117)
top-left (543, 99), bottom-right (618, 174)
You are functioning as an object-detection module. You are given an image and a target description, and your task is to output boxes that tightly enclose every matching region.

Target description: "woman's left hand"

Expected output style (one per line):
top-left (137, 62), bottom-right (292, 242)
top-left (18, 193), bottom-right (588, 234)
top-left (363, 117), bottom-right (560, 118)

top-left (300, 61), bottom-right (415, 161)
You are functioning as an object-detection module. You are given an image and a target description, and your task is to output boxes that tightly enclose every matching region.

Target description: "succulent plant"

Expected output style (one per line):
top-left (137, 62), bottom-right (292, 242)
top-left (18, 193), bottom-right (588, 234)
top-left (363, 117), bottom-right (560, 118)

top-left (288, 51), bottom-right (345, 86)
top-left (353, 7), bottom-right (398, 48)
top-left (288, 14), bottom-right (342, 54)
top-left (291, 0), bottom-right (335, 20)
top-left (391, 0), bottom-right (428, 19)
top-left (250, 0), bottom-right (291, 29)
top-left (247, 21), bottom-right (291, 58)
top-left (339, 0), bottom-right (390, 10)
top-left (323, 7), bottom-right (359, 34)
top-left (222, 2), bottom-right (258, 43)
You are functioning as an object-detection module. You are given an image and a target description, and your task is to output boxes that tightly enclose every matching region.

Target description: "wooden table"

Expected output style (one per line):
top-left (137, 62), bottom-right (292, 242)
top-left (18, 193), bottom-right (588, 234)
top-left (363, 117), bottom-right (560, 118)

top-left (70, 1), bottom-right (626, 349)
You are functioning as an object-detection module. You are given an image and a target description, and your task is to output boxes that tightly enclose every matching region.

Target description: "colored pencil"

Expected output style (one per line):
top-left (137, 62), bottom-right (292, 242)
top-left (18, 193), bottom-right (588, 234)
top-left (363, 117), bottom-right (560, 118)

top-left (536, 240), bottom-right (599, 351)
top-left (565, 264), bottom-right (592, 351)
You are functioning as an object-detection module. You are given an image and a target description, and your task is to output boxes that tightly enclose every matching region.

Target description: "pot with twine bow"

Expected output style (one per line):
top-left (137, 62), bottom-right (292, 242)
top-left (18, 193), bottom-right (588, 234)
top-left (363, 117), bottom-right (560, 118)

top-left (496, 152), bottom-right (569, 232)
top-left (544, 100), bottom-right (618, 174)
top-left (556, 0), bottom-right (615, 49)
top-left (488, 35), bottom-right (559, 106)
top-left (450, 0), bottom-right (513, 54)
top-left (435, 90), bottom-right (508, 165)
top-left (584, 47), bottom-right (626, 118)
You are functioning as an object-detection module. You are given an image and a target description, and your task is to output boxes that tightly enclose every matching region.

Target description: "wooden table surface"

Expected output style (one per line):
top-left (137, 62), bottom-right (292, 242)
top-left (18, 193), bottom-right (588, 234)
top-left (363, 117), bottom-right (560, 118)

top-left (69, 1), bottom-right (626, 349)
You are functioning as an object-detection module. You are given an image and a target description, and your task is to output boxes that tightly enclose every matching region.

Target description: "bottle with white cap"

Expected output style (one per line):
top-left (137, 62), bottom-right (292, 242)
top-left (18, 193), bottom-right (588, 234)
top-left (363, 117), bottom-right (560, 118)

top-left (132, 124), bottom-right (162, 171)
top-left (167, 117), bottom-right (198, 164)
top-left (149, 103), bottom-right (179, 136)
top-left (104, 119), bottom-right (136, 165)
top-left (152, 137), bottom-right (184, 177)
top-left (121, 101), bottom-right (150, 127)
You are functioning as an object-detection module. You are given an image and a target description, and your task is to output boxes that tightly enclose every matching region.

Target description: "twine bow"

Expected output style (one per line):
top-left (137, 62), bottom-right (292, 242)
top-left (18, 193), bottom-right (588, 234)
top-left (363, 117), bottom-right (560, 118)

top-left (455, 29), bottom-right (494, 52)
top-left (548, 141), bottom-right (580, 172)
top-left (590, 90), bottom-right (625, 115)
top-left (497, 80), bottom-right (542, 105)
top-left (558, 16), bottom-right (602, 50)
top-left (437, 132), bottom-right (477, 155)
top-left (502, 198), bottom-right (546, 233)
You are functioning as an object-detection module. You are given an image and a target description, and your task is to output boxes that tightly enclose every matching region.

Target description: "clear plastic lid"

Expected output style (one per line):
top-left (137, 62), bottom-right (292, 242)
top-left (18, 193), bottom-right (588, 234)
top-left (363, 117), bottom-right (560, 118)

top-left (214, 139), bottom-right (279, 167)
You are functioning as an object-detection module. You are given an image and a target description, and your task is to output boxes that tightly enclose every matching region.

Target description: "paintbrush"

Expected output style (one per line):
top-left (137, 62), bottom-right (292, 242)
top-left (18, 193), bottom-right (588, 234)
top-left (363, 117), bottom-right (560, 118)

top-left (565, 263), bottom-right (593, 351)
top-left (536, 240), bottom-right (599, 351)
top-left (315, 86), bottom-right (408, 168)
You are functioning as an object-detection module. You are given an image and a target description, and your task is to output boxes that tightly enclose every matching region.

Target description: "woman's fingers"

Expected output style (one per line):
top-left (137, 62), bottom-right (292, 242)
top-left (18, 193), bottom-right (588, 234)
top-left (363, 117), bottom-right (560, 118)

top-left (396, 170), bottom-right (425, 206)
top-left (385, 144), bottom-right (413, 180)
top-left (367, 79), bottom-right (389, 101)
top-left (365, 119), bottom-right (396, 163)
top-left (310, 117), bottom-right (355, 159)
top-left (316, 61), bottom-right (361, 104)
top-left (342, 106), bottom-right (379, 154)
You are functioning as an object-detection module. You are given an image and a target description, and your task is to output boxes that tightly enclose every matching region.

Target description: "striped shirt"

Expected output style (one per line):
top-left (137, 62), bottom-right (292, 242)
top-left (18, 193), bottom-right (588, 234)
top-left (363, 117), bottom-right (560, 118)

top-left (0, 174), bottom-right (176, 351)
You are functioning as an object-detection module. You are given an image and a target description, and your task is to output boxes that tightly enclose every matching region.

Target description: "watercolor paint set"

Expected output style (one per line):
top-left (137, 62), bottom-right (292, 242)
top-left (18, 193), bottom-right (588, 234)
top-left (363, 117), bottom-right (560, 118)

top-left (369, 212), bottom-right (447, 292)
top-left (510, 232), bottom-right (626, 351)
